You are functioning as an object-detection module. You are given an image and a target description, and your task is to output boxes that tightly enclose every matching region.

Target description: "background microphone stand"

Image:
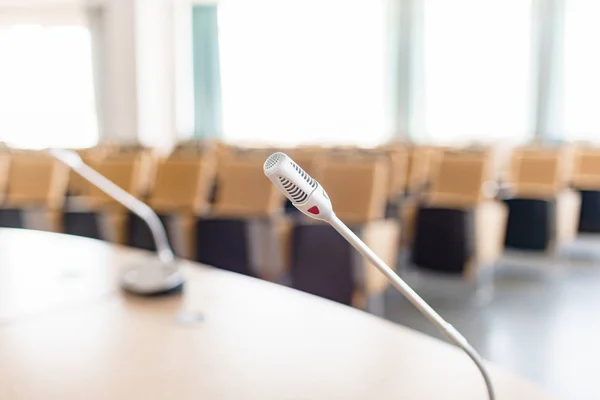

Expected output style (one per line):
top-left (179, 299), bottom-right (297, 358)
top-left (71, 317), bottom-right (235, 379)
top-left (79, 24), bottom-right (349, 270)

top-left (49, 149), bottom-right (185, 295)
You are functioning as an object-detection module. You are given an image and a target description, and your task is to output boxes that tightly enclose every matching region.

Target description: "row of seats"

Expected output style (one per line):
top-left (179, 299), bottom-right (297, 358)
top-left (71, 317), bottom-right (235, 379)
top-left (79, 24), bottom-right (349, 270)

top-left (1, 142), bottom-right (600, 311)
top-left (0, 144), bottom-right (403, 310)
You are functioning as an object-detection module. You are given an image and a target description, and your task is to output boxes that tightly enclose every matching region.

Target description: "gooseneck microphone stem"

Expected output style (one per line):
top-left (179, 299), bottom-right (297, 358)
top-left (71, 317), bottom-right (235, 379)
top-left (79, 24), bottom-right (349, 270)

top-left (329, 215), bottom-right (495, 400)
top-left (50, 148), bottom-right (184, 295)
top-left (49, 149), bottom-right (175, 264)
top-left (265, 151), bottom-right (494, 398)
top-left (70, 162), bottom-right (174, 264)
top-left (49, 149), bottom-right (184, 295)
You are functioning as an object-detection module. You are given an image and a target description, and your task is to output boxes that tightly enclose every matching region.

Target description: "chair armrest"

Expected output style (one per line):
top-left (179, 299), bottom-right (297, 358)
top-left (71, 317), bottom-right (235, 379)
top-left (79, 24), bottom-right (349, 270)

top-left (553, 189), bottom-right (581, 252)
top-left (361, 219), bottom-right (401, 295)
top-left (466, 200), bottom-right (508, 280)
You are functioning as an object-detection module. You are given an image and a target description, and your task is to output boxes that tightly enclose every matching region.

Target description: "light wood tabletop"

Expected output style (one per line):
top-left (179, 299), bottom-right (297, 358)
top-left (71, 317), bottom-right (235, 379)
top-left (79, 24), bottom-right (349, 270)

top-left (0, 229), bottom-right (553, 400)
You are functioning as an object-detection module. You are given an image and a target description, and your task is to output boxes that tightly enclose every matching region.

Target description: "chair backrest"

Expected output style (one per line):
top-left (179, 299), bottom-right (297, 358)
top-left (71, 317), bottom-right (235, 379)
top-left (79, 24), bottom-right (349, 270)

top-left (148, 155), bottom-right (217, 213)
top-left (315, 146), bottom-right (406, 203)
top-left (509, 148), bottom-right (565, 197)
top-left (320, 158), bottom-right (388, 223)
top-left (406, 146), bottom-right (443, 193)
top-left (212, 158), bottom-right (283, 217)
top-left (101, 146), bottom-right (157, 195)
top-left (427, 151), bottom-right (491, 207)
top-left (572, 147), bottom-right (600, 190)
top-left (86, 156), bottom-right (141, 208)
top-left (6, 152), bottom-right (69, 209)
top-left (170, 139), bottom-right (220, 159)
top-left (289, 147), bottom-right (326, 182)
top-left (68, 147), bottom-right (107, 196)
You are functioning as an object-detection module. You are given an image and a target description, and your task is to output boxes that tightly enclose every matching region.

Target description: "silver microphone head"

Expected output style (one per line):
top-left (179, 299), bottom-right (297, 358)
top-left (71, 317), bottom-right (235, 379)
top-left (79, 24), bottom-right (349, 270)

top-left (264, 152), bottom-right (334, 221)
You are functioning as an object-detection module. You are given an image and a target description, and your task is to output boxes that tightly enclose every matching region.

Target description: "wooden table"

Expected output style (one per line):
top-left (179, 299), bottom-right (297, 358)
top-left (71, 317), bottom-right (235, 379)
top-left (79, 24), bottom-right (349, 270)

top-left (0, 229), bottom-right (553, 399)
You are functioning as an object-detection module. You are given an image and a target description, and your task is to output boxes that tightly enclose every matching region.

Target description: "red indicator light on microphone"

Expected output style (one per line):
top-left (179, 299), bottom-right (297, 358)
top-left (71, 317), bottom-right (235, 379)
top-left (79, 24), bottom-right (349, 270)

top-left (307, 206), bottom-right (320, 215)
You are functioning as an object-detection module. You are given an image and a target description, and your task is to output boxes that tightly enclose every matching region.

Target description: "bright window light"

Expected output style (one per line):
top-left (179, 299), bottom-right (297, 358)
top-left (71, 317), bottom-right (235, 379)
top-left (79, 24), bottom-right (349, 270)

top-left (564, 0), bottom-right (600, 143)
top-left (422, 0), bottom-right (533, 144)
top-left (217, 0), bottom-right (387, 147)
top-left (0, 24), bottom-right (98, 149)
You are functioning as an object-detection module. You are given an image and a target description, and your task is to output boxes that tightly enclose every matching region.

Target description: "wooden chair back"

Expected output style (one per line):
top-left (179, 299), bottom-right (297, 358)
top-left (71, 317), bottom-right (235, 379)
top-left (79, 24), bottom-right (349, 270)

top-left (320, 158), bottom-right (388, 223)
top-left (86, 157), bottom-right (141, 209)
top-left (6, 152), bottom-right (69, 209)
top-left (509, 148), bottom-right (565, 197)
top-left (572, 147), bottom-right (600, 190)
top-left (212, 158), bottom-right (283, 217)
top-left (406, 146), bottom-right (443, 193)
top-left (101, 149), bottom-right (156, 196)
top-left (148, 155), bottom-right (217, 213)
top-left (427, 151), bottom-right (491, 207)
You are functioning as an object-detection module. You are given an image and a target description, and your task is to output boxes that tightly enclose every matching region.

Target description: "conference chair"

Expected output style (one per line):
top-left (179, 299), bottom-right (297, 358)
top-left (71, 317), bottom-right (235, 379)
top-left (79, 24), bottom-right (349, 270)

top-left (95, 144), bottom-right (158, 196)
top-left (170, 139), bottom-right (223, 202)
top-left (502, 148), bottom-right (580, 255)
top-left (338, 145), bottom-right (409, 218)
top-left (410, 150), bottom-right (507, 282)
top-left (571, 147), bottom-right (600, 233)
top-left (209, 145), bottom-right (281, 201)
top-left (289, 157), bottom-right (400, 313)
top-left (220, 146), bottom-right (313, 216)
top-left (194, 157), bottom-right (288, 281)
top-left (0, 151), bottom-right (69, 232)
top-left (321, 145), bottom-right (408, 217)
top-left (125, 154), bottom-right (216, 258)
top-left (406, 146), bottom-right (444, 195)
top-left (62, 154), bottom-right (144, 243)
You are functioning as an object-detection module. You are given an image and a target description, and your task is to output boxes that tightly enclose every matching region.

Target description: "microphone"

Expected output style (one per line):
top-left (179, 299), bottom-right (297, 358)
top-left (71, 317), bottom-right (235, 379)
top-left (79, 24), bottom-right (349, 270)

top-left (49, 149), bottom-right (185, 296)
top-left (264, 152), bottom-right (495, 400)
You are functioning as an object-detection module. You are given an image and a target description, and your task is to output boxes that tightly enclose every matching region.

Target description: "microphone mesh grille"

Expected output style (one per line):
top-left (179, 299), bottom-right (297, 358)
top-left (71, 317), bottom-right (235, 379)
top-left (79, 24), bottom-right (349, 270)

top-left (264, 153), bottom-right (283, 170)
top-left (279, 176), bottom-right (309, 203)
top-left (290, 161), bottom-right (317, 189)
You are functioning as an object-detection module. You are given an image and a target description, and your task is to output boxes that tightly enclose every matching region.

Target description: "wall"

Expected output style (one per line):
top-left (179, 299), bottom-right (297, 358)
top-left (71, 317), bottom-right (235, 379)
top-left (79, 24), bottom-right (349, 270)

top-left (134, 0), bottom-right (176, 148)
top-left (98, 0), bottom-right (139, 144)
top-left (0, 0), bottom-right (199, 149)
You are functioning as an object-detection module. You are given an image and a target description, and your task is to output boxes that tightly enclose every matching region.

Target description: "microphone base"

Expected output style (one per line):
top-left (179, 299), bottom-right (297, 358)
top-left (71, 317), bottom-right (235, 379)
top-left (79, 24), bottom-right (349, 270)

top-left (120, 260), bottom-right (185, 296)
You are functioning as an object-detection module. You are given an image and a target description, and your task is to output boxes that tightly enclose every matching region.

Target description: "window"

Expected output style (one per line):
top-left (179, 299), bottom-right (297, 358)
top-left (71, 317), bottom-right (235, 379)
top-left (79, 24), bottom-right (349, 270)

top-left (422, 0), bottom-right (533, 144)
top-left (0, 24), bottom-right (98, 149)
top-left (217, 0), bottom-right (387, 147)
top-left (564, 0), bottom-right (600, 142)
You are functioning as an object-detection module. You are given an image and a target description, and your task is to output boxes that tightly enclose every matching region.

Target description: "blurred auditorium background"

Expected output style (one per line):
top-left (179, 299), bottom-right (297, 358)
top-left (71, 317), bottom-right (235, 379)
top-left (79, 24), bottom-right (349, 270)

top-left (1, 0), bottom-right (600, 398)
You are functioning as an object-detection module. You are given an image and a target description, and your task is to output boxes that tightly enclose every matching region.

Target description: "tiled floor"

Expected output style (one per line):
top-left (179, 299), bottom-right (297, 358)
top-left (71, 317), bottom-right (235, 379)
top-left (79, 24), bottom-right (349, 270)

top-left (384, 238), bottom-right (600, 400)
